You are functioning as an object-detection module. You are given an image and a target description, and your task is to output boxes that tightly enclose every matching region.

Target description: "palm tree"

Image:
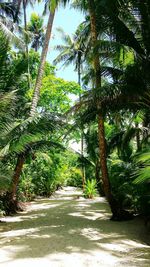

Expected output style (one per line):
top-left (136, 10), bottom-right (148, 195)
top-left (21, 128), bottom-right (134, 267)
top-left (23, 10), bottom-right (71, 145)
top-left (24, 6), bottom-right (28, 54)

top-left (81, 0), bottom-right (118, 217)
top-left (0, 1), bottom-right (24, 47)
top-left (30, 0), bottom-right (69, 117)
top-left (0, 113), bottom-right (64, 213)
top-left (53, 26), bottom-right (85, 83)
top-left (27, 12), bottom-right (45, 51)
top-left (0, 1), bottom-right (17, 21)
top-left (70, 0), bottom-right (149, 218)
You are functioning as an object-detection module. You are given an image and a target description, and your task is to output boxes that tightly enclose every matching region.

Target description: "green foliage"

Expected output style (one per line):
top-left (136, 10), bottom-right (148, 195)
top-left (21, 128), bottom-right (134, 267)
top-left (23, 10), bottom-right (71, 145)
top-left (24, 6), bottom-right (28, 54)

top-left (17, 150), bottom-right (82, 200)
top-left (67, 167), bottom-right (82, 187)
top-left (39, 75), bottom-right (81, 112)
top-left (109, 159), bottom-right (136, 209)
top-left (133, 151), bottom-right (150, 184)
top-left (0, 163), bottom-right (12, 194)
top-left (18, 174), bottom-right (35, 202)
top-left (84, 179), bottom-right (97, 199)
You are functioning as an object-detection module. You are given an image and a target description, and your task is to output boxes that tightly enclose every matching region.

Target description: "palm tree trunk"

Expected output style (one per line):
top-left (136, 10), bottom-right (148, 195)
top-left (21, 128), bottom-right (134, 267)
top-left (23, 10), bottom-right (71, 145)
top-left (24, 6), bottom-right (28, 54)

top-left (7, 0), bottom-right (29, 214)
top-left (8, 0), bottom-right (30, 212)
top-left (11, 153), bottom-right (25, 201)
top-left (23, 0), bottom-right (31, 90)
top-left (78, 54), bottom-right (86, 189)
top-left (8, 153), bottom-right (25, 213)
top-left (8, 8), bottom-right (56, 213)
top-left (30, 10), bottom-right (55, 116)
top-left (95, 159), bottom-right (104, 196)
top-left (88, 1), bottom-right (133, 220)
top-left (98, 113), bottom-right (112, 201)
top-left (88, 0), bottom-right (119, 216)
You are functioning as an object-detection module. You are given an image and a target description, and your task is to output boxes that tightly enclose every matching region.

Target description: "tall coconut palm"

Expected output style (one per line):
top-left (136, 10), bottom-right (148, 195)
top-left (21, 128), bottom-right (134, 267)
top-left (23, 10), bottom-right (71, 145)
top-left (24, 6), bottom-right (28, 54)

top-left (71, 0), bottom-right (118, 216)
top-left (2, 0), bottom-right (69, 212)
top-left (0, 112), bottom-right (64, 213)
top-left (71, 0), bottom-right (127, 218)
top-left (87, 0), bottom-right (115, 212)
top-left (30, 0), bottom-right (69, 116)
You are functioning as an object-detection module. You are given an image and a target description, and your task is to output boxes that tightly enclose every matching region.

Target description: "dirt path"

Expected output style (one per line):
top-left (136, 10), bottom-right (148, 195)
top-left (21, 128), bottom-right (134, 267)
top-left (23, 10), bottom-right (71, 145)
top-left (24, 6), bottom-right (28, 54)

top-left (0, 187), bottom-right (150, 267)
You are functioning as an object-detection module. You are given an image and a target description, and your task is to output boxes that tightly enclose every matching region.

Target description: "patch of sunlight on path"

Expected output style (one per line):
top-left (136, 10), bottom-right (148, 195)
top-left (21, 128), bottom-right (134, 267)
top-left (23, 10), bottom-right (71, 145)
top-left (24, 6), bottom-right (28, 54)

top-left (0, 186), bottom-right (150, 267)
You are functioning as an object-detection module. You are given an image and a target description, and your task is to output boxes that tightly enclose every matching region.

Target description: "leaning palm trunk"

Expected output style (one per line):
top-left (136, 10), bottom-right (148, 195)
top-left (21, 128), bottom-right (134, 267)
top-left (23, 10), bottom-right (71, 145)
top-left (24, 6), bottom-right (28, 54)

top-left (11, 153), bottom-right (25, 202)
top-left (7, 0), bottom-right (31, 211)
top-left (88, 0), bottom-right (124, 219)
top-left (7, 153), bottom-right (25, 213)
top-left (30, 10), bottom-right (55, 116)
top-left (8, 9), bottom-right (56, 210)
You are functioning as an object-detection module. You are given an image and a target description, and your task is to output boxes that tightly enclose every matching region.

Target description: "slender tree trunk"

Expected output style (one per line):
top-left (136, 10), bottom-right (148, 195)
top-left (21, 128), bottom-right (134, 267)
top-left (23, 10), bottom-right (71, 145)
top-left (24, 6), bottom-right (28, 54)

top-left (8, 7), bottom-right (56, 212)
top-left (8, 153), bottom-right (25, 213)
top-left (88, 0), bottom-right (121, 218)
top-left (23, 0), bottom-right (31, 89)
top-left (7, 1), bottom-right (29, 212)
top-left (30, 10), bottom-right (55, 116)
top-left (98, 113), bottom-right (112, 201)
top-left (8, 0), bottom-right (30, 211)
top-left (78, 55), bottom-right (86, 189)
top-left (11, 153), bottom-right (25, 201)
top-left (88, 0), bottom-right (110, 191)
top-left (95, 159), bottom-right (105, 196)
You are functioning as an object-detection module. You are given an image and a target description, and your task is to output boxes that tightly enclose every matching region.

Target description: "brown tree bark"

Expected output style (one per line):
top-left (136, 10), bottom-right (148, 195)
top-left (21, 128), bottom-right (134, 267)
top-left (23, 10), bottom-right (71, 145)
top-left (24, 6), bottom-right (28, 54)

top-left (23, 0), bottom-right (31, 90)
top-left (8, 153), bottom-right (25, 213)
top-left (8, 6), bottom-right (56, 213)
top-left (95, 159), bottom-right (104, 196)
top-left (30, 10), bottom-right (55, 116)
top-left (78, 54), bottom-right (86, 189)
top-left (11, 153), bottom-right (25, 201)
top-left (88, 0), bottom-right (132, 219)
top-left (88, 0), bottom-right (111, 197)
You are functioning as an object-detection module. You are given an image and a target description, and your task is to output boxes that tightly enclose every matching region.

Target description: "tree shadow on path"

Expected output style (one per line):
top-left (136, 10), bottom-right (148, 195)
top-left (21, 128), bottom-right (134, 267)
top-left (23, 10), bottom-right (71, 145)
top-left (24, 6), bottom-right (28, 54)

top-left (0, 187), bottom-right (150, 267)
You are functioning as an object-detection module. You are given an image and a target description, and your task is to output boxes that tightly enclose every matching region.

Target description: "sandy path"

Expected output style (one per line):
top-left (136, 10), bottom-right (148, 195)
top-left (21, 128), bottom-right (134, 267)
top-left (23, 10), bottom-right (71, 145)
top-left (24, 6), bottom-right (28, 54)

top-left (0, 187), bottom-right (150, 267)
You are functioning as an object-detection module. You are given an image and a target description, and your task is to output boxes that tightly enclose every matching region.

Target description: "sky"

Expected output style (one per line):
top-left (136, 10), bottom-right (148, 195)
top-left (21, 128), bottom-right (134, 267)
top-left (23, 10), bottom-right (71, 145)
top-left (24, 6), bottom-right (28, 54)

top-left (28, 3), bottom-right (84, 82)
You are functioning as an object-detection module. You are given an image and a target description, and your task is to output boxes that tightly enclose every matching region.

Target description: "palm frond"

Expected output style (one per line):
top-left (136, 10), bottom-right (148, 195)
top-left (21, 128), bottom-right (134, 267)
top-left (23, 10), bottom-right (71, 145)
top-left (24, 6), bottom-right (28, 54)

top-left (133, 166), bottom-right (150, 184)
top-left (0, 20), bottom-right (25, 48)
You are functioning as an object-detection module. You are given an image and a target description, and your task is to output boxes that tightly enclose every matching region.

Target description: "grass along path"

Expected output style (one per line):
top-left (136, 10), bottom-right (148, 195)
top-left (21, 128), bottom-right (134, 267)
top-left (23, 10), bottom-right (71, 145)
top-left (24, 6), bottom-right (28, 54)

top-left (0, 187), bottom-right (150, 267)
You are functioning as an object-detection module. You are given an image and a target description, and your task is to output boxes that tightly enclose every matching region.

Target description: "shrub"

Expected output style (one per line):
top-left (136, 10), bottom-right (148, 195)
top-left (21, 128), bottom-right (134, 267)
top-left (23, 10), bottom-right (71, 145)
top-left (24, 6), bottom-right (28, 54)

top-left (84, 179), bottom-right (97, 199)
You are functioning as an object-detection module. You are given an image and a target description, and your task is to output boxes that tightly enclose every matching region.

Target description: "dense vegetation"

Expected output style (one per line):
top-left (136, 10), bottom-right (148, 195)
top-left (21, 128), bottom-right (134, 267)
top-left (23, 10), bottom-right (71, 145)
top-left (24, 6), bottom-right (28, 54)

top-left (0, 0), bottom-right (150, 223)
